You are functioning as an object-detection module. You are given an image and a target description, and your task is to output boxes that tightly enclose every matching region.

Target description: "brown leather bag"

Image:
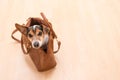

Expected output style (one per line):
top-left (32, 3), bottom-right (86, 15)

top-left (11, 13), bottom-right (61, 72)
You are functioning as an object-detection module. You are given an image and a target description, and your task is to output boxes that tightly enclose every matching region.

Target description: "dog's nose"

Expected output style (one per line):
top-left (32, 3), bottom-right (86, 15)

top-left (34, 42), bottom-right (39, 48)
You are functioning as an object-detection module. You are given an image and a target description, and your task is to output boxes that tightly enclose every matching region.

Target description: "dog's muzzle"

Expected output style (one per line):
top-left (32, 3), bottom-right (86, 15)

top-left (32, 40), bottom-right (42, 49)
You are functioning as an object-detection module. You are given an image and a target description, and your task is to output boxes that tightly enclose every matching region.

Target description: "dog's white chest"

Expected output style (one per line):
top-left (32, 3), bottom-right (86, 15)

top-left (43, 34), bottom-right (49, 45)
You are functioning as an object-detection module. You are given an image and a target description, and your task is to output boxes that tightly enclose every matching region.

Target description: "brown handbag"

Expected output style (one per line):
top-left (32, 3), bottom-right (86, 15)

top-left (11, 13), bottom-right (61, 72)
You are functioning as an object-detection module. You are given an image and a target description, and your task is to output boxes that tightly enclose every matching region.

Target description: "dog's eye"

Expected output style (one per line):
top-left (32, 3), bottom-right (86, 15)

top-left (28, 34), bottom-right (33, 38)
top-left (38, 32), bottom-right (42, 36)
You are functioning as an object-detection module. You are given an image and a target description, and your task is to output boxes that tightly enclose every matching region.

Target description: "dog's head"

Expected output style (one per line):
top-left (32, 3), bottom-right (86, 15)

top-left (15, 23), bottom-right (50, 49)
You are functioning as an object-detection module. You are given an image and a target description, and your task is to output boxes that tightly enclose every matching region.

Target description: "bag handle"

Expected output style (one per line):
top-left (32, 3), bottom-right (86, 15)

top-left (11, 29), bottom-right (29, 54)
top-left (21, 36), bottom-right (29, 54)
top-left (40, 13), bottom-right (61, 53)
top-left (11, 29), bottom-right (21, 43)
top-left (41, 13), bottom-right (57, 38)
top-left (53, 39), bottom-right (61, 53)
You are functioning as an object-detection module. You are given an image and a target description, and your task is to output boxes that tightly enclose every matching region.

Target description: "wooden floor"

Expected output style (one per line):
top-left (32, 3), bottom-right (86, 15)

top-left (0, 0), bottom-right (120, 80)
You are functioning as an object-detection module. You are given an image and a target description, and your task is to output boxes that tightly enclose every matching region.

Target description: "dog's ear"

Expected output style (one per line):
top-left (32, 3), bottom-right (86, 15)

top-left (42, 24), bottom-right (50, 34)
top-left (44, 27), bottom-right (50, 34)
top-left (15, 23), bottom-right (28, 35)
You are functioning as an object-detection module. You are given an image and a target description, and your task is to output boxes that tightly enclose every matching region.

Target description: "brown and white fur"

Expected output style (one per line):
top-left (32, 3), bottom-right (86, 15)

top-left (15, 23), bottom-right (50, 49)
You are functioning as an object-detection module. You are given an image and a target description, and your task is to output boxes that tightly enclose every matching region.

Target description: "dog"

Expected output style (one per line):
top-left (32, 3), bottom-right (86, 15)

top-left (15, 23), bottom-right (50, 50)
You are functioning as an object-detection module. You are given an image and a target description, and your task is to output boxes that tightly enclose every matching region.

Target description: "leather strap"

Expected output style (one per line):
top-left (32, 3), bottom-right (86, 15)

top-left (11, 29), bottom-right (21, 43)
top-left (41, 12), bottom-right (61, 53)
top-left (41, 13), bottom-right (57, 38)
top-left (53, 39), bottom-right (61, 53)
top-left (11, 29), bottom-right (29, 54)
top-left (21, 36), bottom-right (28, 54)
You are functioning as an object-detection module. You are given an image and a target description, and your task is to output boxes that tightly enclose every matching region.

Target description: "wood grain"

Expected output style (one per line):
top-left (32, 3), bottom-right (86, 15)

top-left (0, 0), bottom-right (120, 80)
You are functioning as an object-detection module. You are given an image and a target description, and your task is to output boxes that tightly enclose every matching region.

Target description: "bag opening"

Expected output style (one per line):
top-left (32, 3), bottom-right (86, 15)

top-left (29, 18), bottom-right (42, 26)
